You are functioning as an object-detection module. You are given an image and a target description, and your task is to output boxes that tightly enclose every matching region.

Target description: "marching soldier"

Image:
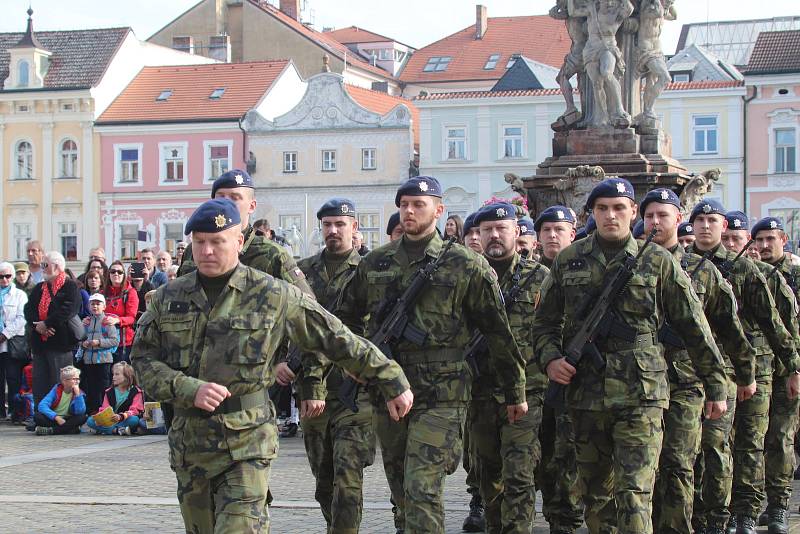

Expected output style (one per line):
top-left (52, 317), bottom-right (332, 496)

top-left (678, 222), bottom-right (695, 249)
top-left (469, 202), bottom-right (549, 533)
top-left (338, 176), bottom-right (527, 534)
top-left (531, 178), bottom-right (728, 534)
top-left (131, 198), bottom-right (413, 533)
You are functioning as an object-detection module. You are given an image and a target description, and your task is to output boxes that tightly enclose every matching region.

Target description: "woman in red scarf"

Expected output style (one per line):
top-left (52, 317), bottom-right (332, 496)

top-left (102, 260), bottom-right (139, 366)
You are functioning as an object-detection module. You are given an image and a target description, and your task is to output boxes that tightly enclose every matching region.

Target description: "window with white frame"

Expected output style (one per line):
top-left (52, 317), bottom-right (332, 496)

top-left (204, 142), bottom-right (231, 181)
top-left (362, 148), bottom-right (377, 170)
top-left (119, 224), bottom-right (139, 260)
top-left (769, 208), bottom-right (800, 244)
top-left (116, 145), bottom-right (141, 184)
top-left (59, 223), bottom-right (78, 261)
top-left (59, 139), bottom-right (78, 178)
top-left (14, 141), bottom-right (33, 179)
top-left (322, 150), bottom-right (337, 172)
top-left (775, 129), bottom-right (797, 174)
top-left (358, 212), bottom-right (381, 250)
top-left (160, 143), bottom-right (187, 184)
top-left (672, 73), bottom-right (691, 83)
top-left (502, 125), bottom-right (524, 158)
top-left (284, 151), bottom-right (298, 173)
top-left (12, 223), bottom-right (31, 261)
top-left (693, 116), bottom-right (718, 154)
top-left (17, 60), bottom-right (29, 87)
top-left (445, 127), bottom-right (467, 160)
top-left (484, 54), bottom-right (501, 70)
top-left (423, 56), bottom-right (452, 72)
top-left (163, 222), bottom-right (184, 257)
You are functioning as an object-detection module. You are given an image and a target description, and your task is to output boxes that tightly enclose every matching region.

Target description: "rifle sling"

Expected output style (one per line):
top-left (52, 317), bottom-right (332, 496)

top-left (395, 348), bottom-right (463, 366)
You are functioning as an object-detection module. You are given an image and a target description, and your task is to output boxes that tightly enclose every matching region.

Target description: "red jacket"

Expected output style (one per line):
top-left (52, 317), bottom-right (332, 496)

top-left (104, 283), bottom-right (139, 347)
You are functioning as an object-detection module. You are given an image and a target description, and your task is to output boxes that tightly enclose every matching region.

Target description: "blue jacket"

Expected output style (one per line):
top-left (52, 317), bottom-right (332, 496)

top-left (38, 384), bottom-right (86, 421)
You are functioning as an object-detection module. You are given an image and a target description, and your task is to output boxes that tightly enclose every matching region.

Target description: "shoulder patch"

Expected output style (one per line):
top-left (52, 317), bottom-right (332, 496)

top-left (568, 259), bottom-right (587, 271)
top-left (168, 301), bottom-right (189, 313)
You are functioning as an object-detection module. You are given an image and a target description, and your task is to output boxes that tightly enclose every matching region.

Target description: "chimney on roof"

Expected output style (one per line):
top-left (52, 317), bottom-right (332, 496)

top-left (280, 0), bottom-right (301, 21)
top-left (476, 5), bottom-right (488, 40)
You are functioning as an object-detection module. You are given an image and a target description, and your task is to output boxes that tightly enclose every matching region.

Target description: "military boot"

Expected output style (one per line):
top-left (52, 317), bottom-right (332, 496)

top-left (759, 510), bottom-right (769, 526)
top-left (462, 493), bottom-right (485, 533)
top-left (767, 507), bottom-right (788, 534)
top-left (735, 515), bottom-right (757, 534)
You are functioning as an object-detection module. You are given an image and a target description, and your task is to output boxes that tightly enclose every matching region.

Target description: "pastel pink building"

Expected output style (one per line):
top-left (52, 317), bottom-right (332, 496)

top-left (742, 31), bottom-right (800, 245)
top-left (95, 60), bottom-right (304, 260)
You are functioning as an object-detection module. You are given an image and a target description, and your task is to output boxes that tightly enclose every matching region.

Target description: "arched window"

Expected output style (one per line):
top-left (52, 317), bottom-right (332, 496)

top-left (17, 60), bottom-right (29, 87)
top-left (15, 141), bottom-right (33, 179)
top-left (60, 139), bottom-right (78, 177)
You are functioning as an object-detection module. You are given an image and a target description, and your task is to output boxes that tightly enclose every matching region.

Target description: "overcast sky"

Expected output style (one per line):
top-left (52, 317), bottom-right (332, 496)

top-left (2, 0), bottom-right (799, 53)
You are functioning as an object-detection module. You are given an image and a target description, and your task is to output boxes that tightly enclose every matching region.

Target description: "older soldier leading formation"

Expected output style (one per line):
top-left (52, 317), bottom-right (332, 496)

top-left (132, 173), bottom-right (800, 534)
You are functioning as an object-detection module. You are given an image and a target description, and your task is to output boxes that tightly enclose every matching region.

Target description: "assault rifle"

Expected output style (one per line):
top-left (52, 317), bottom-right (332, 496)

top-left (463, 251), bottom-right (534, 377)
top-left (544, 228), bottom-right (657, 409)
top-left (715, 238), bottom-right (754, 280)
top-left (337, 236), bottom-right (458, 412)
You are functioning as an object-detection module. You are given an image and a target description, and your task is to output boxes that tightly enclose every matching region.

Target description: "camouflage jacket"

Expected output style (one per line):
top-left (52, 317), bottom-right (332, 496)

top-left (759, 255), bottom-right (800, 377)
top-left (531, 233), bottom-right (727, 410)
top-left (130, 264), bottom-right (409, 466)
top-left (663, 245), bottom-right (754, 387)
top-left (338, 232), bottom-right (527, 408)
top-left (472, 253), bottom-right (549, 402)
top-left (178, 224), bottom-right (314, 296)
top-left (688, 243), bottom-right (800, 377)
top-left (296, 248), bottom-right (361, 402)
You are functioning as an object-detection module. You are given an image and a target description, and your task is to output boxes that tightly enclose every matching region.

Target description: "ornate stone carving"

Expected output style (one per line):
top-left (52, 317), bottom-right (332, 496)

top-left (633, 0), bottom-right (676, 132)
top-left (679, 168), bottom-right (721, 215)
top-left (504, 172), bottom-right (527, 196)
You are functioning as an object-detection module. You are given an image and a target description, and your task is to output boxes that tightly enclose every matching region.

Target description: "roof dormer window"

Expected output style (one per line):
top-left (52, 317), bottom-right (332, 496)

top-left (156, 90), bottom-right (172, 102)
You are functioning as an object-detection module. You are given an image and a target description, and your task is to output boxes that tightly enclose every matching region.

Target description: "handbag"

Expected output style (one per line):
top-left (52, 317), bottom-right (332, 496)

top-left (6, 335), bottom-right (29, 360)
top-left (68, 315), bottom-right (87, 342)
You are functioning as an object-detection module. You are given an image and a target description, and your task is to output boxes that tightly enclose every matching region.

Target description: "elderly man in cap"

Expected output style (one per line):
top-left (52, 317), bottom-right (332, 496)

top-left (531, 178), bottom-right (728, 534)
top-left (677, 222), bottom-right (695, 249)
top-left (751, 217), bottom-right (800, 533)
top-left (338, 176), bottom-right (527, 533)
top-left (468, 202), bottom-right (549, 533)
top-left (688, 201), bottom-right (800, 534)
top-left (14, 262), bottom-right (34, 295)
top-left (178, 169), bottom-right (313, 296)
top-left (638, 189), bottom-right (753, 534)
top-left (132, 198), bottom-right (412, 534)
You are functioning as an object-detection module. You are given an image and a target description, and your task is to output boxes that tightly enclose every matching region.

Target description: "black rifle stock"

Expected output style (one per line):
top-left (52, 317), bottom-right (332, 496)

top-left (544, 228), bottom-right (657, 409)
top-left (338, 236), bottom-right (458, 412)
top-left (716, 238), bottom-right (754, 279)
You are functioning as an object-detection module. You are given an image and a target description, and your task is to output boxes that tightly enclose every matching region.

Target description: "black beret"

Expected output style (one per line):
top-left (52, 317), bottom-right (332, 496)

top-left (534, 205), bottom-right (576, 232)
top-left (474, 202), bottom-right (517, 225)
top-left (586, 178), bottom-right (635, 209)
top-left (574, 215), bottom-right (596, 241)
top-left (677, 222), bottom-right (694, 237)
top-left (463, 212), bottom-right (479, 236)
top-left (633, 219), bottom-right (645, 239)
top-left (640, 188), bottom-right (680, 215)
top-left (184, 198), bottom-right (241, 235)
top-left (386, 212), bottom-right (401, 235)
top-left (518, 217), bottom-right (536, 236)
top-left (211, 169), bottom-right (254, 198)
top-left (725, 210), bottom-right (749, 231)
top-left (317, 197), bottom-right (356, 220)
top-left (689, 199), bottom-right (726, 223)
top-left (395, 176), bottom-right (443, 206)
top-left (751, 217), bottom-right (784, 237)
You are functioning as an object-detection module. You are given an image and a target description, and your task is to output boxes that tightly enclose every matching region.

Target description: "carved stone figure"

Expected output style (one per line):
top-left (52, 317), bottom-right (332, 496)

top-left (633, 0), bottom-right (676, 131)
top-left (679, 168), bottom-right (721, 214)
top-left (564, 164), bottom-right (606, 180)
top-left (571, 0), bottom-right (635, 129)
top-left (550, 0), bottom-right (588, 131)
top-left (504, 172), bottom-right (527, 196)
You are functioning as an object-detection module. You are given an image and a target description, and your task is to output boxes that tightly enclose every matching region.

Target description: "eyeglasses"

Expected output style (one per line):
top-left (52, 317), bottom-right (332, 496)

top-left (109, 269), bottom-right (125, 275)
top-left (0, 274), bottom-right (12, 279)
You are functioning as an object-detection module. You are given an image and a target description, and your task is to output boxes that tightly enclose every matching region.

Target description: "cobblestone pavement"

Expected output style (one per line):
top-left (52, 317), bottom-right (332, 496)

top-left (1, 420), bottom-right (800, 533)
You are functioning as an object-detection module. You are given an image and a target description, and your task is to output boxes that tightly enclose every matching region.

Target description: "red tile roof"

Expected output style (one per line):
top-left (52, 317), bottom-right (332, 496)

top-left (399, 16), bottom-right (571, 84)
top-left (665, 80), bottom-right (745, 90)
top-left (325, 26), bottom-right (410, 47)
top-left (96, 61), bottom-right (290, 124)
top-left (345, 84), bottom-right (419, 145)
top-left (742, 30), bottom-right (800, 75)
top-left (248, 0), bottom-right (396, 80)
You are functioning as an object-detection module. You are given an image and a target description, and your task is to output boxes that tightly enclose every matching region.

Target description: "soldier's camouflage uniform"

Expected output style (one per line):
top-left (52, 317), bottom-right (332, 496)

top-left (653, 244), bottom-right (753, 534)
top-left (532, 233), bottom-right (728, 534)
top-left (759, 256), bottom-right (800, 513)
top-left (131, 264), bottom-right (409, 534)
top-left (178, 224), bottom-right (313, 295)
top-left (536, 255), bottom-right (584, 533)
top-left (688, 244), bottom-right (800, 522)
top-left (469, 254), bottom-right (548, 534)
top-left (296, 247), bottom-right (374, 533)
top-left (338, 232), bottom-right (527, 534)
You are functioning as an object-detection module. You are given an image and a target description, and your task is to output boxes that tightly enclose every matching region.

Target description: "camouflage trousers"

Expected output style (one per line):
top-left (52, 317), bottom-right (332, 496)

top-left (693, 376), bottom-right (736, 531)
top-left (174, 456), bottom-right (271, 533)
top-left (374, 405), bottom-right (465, 533)
top-left (300, 399), bottom-right (376, 534)
top-left (463, 402), bottom-right (480, 498)
top-left (470, 395), bottom-right (543, 534)
top-left (764, 375), bottom-right (800, 509)
top-left (730, 375), bottom-right (772, 518)
top-left (572, 406), bottom-right (664, 534)
top-left (536, 404), bottom-right (584, 532)
top-left (652, 384), bottom-right (704, 534)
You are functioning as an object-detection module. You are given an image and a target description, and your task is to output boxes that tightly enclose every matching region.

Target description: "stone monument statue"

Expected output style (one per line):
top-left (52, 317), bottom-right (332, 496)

top-left (550, 0), bottom-right (589, 131)
top-left (679, 168), bottom-right (720, 215)
top-left (633, 0), bottom-right (676, 132)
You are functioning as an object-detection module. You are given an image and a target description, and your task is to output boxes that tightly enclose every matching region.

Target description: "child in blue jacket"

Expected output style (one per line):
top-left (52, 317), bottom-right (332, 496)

top-left (34, 365), bottom-right (88, 435)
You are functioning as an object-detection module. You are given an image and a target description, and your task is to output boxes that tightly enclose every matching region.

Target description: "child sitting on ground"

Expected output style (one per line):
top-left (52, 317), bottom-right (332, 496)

top-left (35, 365), bottom-right (88, 435)
top-left (87, 362), bottom-right (144, 436)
